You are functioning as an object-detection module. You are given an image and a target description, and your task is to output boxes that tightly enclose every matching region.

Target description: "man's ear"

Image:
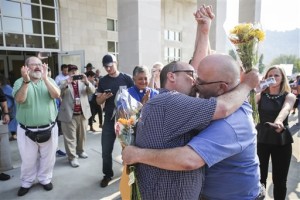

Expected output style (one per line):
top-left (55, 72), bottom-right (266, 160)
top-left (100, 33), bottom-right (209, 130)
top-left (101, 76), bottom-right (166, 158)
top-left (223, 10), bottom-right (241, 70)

top-left (167, 72), bottom-right (176, 83)
top-left (217, 82), bottom-right (229, 96)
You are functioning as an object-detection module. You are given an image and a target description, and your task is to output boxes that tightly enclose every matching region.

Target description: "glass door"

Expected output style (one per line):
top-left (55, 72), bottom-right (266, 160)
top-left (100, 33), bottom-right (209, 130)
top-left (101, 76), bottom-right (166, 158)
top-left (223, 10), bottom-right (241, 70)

top-left (58, 50), bottom-right (85, 73)
top-left (0, 56), bottom-right (8, 77)
top-left (8, 55), bottom-right (30, 85)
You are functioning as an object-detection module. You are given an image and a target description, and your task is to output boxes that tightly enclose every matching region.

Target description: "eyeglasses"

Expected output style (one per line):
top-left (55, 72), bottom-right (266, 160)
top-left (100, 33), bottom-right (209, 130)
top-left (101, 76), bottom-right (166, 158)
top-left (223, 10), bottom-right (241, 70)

top-left (196, 78), bottom-right (228, 86)
top-left (172, 70), bottom-right (195, 79)
top-left (28, 63), bottom-right (42, 67)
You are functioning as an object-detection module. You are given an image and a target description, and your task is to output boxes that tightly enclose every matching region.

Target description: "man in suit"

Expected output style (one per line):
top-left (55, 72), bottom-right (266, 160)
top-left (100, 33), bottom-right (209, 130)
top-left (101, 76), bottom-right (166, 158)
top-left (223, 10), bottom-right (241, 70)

top-left (58, 64), bottom-right (95, 168)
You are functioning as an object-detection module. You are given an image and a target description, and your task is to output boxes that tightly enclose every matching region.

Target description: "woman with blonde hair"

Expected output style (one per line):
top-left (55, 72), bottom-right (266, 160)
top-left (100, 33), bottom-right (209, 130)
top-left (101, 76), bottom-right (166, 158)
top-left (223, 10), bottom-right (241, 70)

top-left (256, 65), bottom-right (296, 200)
top-left (148, 62), bottom-right (163, 89)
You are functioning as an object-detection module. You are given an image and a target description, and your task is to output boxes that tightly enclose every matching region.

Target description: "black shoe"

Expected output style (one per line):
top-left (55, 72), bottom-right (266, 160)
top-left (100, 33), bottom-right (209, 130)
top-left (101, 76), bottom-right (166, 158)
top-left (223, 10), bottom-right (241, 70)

top-left (100, 177), bottom-right (112, 188)
top-left (17, 187), bottom-right (30, 196)
top-left (0, 173), bottom-right (10, 181)
top-left (42, 182), bottom-right (53, 191)
top-left (56, 149), bottom-right (66, 157)
top-left (9, 135), bottom-right (17, 141)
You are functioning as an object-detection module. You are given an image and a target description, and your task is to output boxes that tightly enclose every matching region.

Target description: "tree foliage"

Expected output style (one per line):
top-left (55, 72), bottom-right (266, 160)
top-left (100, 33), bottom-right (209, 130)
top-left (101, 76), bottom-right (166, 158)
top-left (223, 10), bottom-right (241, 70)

top-left (258, 54), bottom-right (266, 74)
top-left (270, 54), bottom-right (300, 73)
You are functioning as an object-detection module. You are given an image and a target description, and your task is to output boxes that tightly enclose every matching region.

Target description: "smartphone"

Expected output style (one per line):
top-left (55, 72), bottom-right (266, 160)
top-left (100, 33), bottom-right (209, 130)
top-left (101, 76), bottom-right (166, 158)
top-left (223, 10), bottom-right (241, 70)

top-left (104, 89), bottom-right (111, 93)
top-left (73, 75), bottom-right (83, 80)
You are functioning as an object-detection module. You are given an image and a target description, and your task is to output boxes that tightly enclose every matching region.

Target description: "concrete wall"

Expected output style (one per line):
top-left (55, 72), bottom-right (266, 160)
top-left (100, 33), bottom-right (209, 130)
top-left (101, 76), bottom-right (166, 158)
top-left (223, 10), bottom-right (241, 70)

top-left (57, 0), bottom-right (259, 75)
top-left (239, 0), bottom-right (261, 23)
top-left (118, 0), bottom-right (162, 74)
top-left (118, 0), bottom-right (198, 74)
top-left (59, 0), bottom-right (117, 74)
top-left (162, 0), bottom-right (198, 63)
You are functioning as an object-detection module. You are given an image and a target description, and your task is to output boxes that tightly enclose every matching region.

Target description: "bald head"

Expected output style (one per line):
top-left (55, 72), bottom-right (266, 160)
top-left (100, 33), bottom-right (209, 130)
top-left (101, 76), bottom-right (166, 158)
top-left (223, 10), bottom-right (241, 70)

top-left (198, 54), bottom-right (240, 89)
top-left (195, 54), bottom-right (240, 98)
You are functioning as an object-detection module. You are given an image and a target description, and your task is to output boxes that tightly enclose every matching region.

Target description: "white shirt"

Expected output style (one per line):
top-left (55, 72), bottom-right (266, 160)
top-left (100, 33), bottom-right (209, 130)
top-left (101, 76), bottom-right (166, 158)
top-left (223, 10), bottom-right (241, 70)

top-left (55, 74), bottom-right (69, 86)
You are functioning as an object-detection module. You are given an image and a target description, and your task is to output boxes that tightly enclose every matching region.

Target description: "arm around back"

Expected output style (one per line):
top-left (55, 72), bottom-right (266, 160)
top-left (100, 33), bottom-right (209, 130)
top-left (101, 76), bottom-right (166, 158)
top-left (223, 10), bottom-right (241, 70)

top-left (122, 145), bottom-right (205, 171)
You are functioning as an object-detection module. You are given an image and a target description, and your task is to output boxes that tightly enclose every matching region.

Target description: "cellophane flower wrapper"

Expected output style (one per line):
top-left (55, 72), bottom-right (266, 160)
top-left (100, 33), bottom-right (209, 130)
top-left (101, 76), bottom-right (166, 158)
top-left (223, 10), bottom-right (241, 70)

top-left (114, 88), bottom-right (143, 200)
top-left (228, 23), bottom-right (265, 124)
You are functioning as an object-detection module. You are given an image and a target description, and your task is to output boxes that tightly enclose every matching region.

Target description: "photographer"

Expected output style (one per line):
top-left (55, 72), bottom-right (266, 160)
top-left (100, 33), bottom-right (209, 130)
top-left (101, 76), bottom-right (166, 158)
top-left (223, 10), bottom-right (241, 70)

top-left (58, 65), bottom-right (95, 168)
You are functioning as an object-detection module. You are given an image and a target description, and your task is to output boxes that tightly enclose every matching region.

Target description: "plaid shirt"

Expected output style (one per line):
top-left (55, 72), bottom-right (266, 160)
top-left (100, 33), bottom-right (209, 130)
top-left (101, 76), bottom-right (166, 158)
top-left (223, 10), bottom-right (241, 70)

top-left (136, 89), bottom-right (217, 200)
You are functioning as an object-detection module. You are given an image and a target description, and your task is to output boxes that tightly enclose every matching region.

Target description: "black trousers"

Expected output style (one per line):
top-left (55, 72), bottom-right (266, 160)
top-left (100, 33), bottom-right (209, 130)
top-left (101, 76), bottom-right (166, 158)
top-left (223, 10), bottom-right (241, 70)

top-left (257, 143), bottom-right (292, 200)
top-left (88, 99), bottom-right (103, 126)
top-left (101, 117), bottom-right (116, 178)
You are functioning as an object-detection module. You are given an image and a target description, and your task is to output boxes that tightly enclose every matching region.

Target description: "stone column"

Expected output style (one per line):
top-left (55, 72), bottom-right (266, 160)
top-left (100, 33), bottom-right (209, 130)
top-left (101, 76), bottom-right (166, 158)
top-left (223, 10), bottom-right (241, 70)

top-left (118, 0), bottom-right (161, 74)
top-left (239, 0), bottom-right (261, 23)
top-left (197, 0), bottom-right (227, 54)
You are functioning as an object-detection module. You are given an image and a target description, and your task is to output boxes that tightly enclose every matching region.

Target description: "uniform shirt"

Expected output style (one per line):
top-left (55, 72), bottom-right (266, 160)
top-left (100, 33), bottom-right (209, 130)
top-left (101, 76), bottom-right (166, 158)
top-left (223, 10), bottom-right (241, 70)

top-left (189, 102), bottom-right (260, 200)
top-left (97, 73), bottom-right (134, 118)
top-left (136, 89), bottom-right (217, 200)
top-left (12, 78), bottom-right (58, 126)
top-left (127, 85), bottom-right (159, 103)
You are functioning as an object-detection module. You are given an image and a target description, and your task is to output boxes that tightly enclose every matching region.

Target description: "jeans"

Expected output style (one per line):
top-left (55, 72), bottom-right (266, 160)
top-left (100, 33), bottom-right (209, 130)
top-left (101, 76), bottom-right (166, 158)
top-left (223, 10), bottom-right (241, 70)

top-left (257, 143), bottom-right (292, 200)
top-left (101, 117), bottom-right (116, 178)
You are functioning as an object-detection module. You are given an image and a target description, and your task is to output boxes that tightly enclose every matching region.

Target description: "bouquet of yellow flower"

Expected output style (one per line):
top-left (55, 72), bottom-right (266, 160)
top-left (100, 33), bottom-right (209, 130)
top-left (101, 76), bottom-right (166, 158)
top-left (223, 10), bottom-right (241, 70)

top-left (114, 88), bottom-right (142, 200)
top-left (229, 23), bottom-right (265, 123)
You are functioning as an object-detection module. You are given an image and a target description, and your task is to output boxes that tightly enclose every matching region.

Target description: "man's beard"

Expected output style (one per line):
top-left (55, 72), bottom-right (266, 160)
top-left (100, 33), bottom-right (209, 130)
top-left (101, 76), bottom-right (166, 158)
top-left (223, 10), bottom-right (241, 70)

top-left (30, 71), bottom-right (42, 79)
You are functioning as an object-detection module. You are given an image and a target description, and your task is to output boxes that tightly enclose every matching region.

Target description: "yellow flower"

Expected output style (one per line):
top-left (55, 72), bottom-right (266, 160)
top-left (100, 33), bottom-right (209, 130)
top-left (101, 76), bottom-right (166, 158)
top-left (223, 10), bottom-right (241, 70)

top-left (117, 116), bottom-right (136, 126)
top-left (254, 29), bottom-right (265, 41)
top-left (118, 118), bottom-right (128, 126)
top-left (230, 23), bottom-right (265, 43)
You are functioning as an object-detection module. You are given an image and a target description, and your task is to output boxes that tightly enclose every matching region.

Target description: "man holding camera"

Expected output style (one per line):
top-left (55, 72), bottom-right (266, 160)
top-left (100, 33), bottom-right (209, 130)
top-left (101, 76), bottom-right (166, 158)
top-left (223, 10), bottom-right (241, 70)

top-left (96, 54), bottom-right (134, 187)
top-left (12, 56), bottom-right (60, 196)
top-left (58, 64), bottom-right (95, 168)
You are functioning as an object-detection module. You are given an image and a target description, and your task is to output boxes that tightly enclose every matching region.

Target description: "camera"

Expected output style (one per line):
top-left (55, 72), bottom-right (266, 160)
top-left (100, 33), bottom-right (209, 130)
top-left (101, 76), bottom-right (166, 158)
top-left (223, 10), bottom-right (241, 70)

top-left (72, 75), bottom-right (83, 80)
top-left (104, 89), bottom-right (111, 93)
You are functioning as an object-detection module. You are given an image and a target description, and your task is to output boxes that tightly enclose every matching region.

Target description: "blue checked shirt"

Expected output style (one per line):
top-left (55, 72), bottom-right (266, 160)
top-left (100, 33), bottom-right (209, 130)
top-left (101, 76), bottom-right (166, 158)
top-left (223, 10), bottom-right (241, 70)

top-left (135, 89), bottom-right (217, 200)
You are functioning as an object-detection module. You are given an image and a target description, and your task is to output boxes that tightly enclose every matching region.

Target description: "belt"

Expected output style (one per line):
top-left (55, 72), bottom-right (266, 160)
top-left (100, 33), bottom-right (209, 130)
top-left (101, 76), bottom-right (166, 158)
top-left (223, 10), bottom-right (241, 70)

top-left (20, 122), bottom-right (55, 129)
top-left (73, 112), bottom-right (82, 116)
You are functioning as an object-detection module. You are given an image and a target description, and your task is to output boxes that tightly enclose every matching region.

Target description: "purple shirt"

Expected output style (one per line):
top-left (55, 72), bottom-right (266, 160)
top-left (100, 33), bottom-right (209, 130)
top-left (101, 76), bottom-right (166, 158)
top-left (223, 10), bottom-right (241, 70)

top-left (135, 89), bottom-right (217, 200)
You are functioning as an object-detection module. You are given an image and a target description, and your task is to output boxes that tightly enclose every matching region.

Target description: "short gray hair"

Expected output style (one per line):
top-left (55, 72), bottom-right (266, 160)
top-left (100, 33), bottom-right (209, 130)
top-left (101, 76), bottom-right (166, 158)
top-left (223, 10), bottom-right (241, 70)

top-left (132, 65), bottom-right (149, 77)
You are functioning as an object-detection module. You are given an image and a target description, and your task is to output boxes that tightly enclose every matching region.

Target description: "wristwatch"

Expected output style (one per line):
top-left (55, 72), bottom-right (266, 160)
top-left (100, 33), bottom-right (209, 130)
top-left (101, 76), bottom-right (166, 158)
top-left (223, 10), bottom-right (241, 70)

top-left (23, 80), bottom-right (31, 84)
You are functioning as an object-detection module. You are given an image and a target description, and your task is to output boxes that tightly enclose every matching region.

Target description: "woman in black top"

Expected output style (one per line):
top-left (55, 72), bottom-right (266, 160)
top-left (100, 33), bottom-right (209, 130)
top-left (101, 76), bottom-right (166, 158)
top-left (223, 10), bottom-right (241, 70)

top-left (256, 65), bottom-right (296, 200)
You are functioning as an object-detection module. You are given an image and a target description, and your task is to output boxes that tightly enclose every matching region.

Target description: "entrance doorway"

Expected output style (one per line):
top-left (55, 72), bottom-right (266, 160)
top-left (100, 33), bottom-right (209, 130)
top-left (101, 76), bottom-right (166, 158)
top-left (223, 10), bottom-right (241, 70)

top-left (58, 50), bottom-right (85, 73)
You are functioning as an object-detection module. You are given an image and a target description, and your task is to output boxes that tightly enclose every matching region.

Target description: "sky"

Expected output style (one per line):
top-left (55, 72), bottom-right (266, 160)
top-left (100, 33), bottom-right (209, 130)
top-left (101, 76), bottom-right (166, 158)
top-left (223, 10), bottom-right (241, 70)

top-left (260, 0), bottom-right (300, 31)
top-left (225, 0), bottom-right (300, 32)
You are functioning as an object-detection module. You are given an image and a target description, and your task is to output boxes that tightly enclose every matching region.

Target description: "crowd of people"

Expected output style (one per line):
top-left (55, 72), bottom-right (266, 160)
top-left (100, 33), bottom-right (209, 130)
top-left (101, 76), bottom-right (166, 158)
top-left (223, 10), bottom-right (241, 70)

top-left (0, 4), bottom-right (297, 200)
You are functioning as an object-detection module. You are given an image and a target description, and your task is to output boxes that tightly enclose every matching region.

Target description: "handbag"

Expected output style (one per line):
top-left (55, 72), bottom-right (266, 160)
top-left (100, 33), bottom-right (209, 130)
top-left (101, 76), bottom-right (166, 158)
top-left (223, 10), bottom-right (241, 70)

top-left (25, 124), bottom-right (55, 143)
